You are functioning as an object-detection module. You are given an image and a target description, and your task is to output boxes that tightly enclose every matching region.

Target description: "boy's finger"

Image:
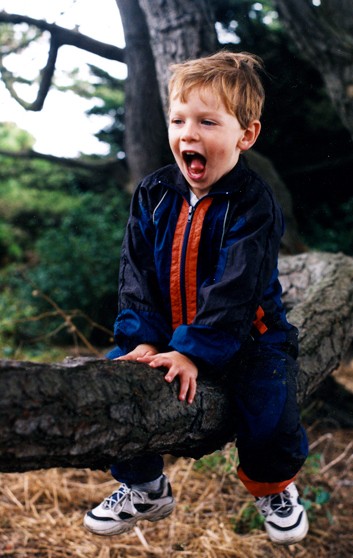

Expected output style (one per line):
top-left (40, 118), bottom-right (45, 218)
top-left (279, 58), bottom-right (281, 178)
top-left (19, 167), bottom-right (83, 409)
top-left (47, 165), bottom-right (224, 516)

top-left (178, 377), bottom-right (190, 401)
top-left (164, 368), bottom-right (177, 383)
top-left (187, 378), bottom-right (197, 404)
top-left (136, 354), bottom-right (153, 362)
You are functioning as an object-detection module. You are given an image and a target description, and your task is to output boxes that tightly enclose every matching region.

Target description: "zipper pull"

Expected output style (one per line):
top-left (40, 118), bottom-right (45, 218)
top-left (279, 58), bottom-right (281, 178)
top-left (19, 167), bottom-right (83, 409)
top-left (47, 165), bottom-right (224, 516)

top-left (188, 205), bottom-right (194, 222)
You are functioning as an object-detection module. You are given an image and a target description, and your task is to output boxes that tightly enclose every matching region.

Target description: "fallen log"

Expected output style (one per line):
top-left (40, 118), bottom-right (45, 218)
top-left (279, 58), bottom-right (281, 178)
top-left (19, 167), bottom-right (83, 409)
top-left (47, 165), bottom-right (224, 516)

top-left (279, 251), bottom-right (353, 399)
top-left (1, 251), bottom-right (353, 473)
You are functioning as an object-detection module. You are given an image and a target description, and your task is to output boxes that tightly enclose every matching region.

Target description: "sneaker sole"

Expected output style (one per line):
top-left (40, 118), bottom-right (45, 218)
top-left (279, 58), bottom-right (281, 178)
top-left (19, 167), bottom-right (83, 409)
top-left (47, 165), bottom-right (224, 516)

top-left (267, 512), bottom-right (309, 545)
top-left (83, 501), bottom-right (176, 536)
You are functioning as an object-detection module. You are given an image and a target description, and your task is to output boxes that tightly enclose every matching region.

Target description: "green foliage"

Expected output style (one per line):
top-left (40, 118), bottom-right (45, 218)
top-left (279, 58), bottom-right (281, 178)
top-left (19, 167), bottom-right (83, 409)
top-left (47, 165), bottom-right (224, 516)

top-left (83, 65), bottom-right (125, 156)
top-left (301, 484), bottom-right (331, 523)
top-left (2, 190), bottom-right (130, 349)
top-left (0, 271), bottom-right (37, 358)
top-left (0, 165), bottom-right (84, 261)
top-left (0, 221), bottom-right (23, 262)
top-left (299, 453), bottom-right (332, 523)
top-left (27, 192), bottom-right (128, 324)
top-left (1, 183), bottom-right (82, 220)
top-left (193, 447), bottom-right (238, 474)
top-left (193, 451), bottom-right (228, 472)
top-left (302, 198), bottom-right (353, 256)
top-left (302, 452), bottom-right (322, 475)
top-left (231, 502), bottom-right (265, 534)
top-left (0, 122), bottom-right (35, 150)
top-left (0, 122), bottom-right (129, 351)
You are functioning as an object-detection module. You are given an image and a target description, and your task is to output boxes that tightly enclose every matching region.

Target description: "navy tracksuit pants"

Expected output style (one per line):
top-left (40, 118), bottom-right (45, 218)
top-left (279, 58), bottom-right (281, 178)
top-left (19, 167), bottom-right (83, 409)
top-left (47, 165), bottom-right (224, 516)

top-left (107, 331), bottom-right (308, 495)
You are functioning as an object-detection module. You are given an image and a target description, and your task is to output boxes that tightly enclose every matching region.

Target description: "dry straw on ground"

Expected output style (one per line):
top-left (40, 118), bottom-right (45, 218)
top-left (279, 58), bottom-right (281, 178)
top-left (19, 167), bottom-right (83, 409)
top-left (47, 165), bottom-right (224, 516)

top-left (0, 420), bottom-right (352, 558)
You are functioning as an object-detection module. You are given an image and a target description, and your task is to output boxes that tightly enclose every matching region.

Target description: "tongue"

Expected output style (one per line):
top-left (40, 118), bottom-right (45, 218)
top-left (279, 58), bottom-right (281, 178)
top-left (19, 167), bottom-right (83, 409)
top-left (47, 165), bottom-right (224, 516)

top-left (189, 156), bottom-right (205, 175)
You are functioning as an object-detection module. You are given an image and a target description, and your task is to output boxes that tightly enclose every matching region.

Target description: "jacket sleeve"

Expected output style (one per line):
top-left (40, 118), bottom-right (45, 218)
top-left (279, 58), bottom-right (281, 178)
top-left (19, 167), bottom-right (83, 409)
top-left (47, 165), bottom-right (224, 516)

top-left (169, 181), bottom-right (284, 368)
top-left (113, 183), bottom-right (172, 352)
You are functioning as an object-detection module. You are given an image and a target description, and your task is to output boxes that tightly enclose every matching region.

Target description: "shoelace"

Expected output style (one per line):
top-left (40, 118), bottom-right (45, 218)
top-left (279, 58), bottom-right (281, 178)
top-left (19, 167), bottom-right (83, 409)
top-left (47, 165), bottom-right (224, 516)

top-left (257, 490), bottom-right (294, 517)
top-left (102, 484), bottom-right (130, 510)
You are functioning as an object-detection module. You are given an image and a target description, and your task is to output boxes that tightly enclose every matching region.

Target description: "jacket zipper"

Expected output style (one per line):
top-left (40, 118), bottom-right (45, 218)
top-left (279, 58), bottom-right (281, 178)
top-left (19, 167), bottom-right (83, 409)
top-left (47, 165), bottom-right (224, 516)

top-left (169, 194), bottom-right (214, 330)
top-left (179, 204), bottom-right (195, 323)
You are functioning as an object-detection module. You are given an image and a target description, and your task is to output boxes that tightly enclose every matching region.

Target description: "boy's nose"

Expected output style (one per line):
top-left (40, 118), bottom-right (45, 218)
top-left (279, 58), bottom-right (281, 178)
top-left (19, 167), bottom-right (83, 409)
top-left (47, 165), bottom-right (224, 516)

top-left (181, 122), bottom-right (200, 142)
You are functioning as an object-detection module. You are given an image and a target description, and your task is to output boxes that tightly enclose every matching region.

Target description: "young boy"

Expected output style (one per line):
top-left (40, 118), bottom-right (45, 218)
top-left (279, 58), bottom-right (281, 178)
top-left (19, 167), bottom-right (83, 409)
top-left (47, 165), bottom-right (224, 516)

top-left (84, 51), bottom-right (309, 545)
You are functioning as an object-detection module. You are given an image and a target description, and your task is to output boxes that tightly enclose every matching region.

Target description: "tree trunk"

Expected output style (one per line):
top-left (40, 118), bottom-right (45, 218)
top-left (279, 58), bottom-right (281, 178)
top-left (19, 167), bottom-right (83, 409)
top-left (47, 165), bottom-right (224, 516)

top-left (1, 251), bottom-right (353, 474)
top-left (274, 0), bottom-right (353, 139)
top-left (138, 0), bottom-right (218, 116)
top-left (115, 0), bottom-right (172, 190)
top-left (115, 0), bottom-right (219, 187)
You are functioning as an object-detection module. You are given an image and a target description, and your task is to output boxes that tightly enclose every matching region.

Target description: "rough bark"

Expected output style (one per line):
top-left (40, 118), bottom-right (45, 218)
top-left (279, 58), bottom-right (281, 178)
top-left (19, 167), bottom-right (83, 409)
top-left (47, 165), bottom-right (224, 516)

top-left (1, 251), bottom-right (353, 474)
top-left (138, 0), bottom-right (218, 116)
top-left (115, 0), bottom-right (172, 189)
top-left (0, 358), bottom-right (234, 473)
top-left (280, 252), bottom-right (353, 398)
top-left (274, 0), bottom-right (353, 139)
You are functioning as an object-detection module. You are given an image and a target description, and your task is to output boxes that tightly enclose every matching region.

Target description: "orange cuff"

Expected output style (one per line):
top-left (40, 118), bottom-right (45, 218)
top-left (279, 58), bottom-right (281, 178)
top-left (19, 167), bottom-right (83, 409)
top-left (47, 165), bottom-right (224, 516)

top-left (237, 466), bottom-right (296, 497)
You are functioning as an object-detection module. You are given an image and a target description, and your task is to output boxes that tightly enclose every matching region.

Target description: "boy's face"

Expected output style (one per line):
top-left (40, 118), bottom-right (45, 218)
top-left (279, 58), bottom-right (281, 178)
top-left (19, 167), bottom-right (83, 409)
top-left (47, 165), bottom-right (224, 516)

top-left (168, 87), bottom-right (259, 198)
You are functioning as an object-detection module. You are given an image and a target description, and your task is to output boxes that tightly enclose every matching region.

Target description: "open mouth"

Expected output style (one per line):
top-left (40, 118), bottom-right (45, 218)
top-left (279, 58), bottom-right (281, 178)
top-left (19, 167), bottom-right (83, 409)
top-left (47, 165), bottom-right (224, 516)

top-left (182, 151), bottom-right (206, 178)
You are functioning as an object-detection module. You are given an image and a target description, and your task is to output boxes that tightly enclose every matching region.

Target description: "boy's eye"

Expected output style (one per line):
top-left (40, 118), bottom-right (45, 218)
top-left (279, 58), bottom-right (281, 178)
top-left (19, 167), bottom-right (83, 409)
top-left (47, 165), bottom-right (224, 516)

top-left (171, 118), bottom-right (183, 125)
top-left (202, 119), bottom-right (216, 126)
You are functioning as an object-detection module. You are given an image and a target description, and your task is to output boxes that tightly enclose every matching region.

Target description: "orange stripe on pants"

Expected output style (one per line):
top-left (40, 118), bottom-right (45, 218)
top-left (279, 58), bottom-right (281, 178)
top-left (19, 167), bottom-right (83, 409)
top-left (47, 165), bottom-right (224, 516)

top-left (237, 466), bottom-right (296, 497)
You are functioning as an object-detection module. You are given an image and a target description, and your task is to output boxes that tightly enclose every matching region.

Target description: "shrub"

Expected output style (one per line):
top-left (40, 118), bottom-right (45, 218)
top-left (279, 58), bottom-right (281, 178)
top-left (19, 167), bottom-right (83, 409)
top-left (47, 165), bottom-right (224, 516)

top-left (15, 192), bottom-right (129, 345)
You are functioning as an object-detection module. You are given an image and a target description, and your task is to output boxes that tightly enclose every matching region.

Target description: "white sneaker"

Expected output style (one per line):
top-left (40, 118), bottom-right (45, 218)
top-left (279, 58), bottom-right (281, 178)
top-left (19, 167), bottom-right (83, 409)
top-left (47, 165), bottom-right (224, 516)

top-left (255, 482), bottom-right (309, 545)
top-left (83, 475), bottom-right (175, 536)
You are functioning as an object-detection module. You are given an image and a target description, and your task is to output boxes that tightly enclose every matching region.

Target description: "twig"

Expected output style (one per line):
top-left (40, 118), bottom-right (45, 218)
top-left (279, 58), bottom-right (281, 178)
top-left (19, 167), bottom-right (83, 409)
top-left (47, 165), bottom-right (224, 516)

top-left (320, 441), bottom-right (353, 474)
top-left (14, 280), bottom-right (113, 355)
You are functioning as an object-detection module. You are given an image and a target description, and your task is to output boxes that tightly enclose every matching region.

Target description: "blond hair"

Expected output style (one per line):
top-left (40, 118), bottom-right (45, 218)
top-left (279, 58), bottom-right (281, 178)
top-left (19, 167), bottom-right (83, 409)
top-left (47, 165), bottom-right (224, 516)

top-left (168, 51), bottom-right (265, 129)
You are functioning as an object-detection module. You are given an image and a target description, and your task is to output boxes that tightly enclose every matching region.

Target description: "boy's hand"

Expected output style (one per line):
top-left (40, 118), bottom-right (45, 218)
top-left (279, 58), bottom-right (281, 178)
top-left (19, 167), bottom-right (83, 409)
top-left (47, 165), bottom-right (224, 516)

top-left (137, 350), bottom-right (198, 404)
top-left (116, 343), bottom-right (158, 361)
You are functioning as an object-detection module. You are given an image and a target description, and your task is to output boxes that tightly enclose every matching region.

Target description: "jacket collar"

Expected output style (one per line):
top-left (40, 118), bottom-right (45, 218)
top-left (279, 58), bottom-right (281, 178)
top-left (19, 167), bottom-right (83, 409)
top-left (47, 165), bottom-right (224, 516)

top-left (153, 156), bottom-right (251, 198)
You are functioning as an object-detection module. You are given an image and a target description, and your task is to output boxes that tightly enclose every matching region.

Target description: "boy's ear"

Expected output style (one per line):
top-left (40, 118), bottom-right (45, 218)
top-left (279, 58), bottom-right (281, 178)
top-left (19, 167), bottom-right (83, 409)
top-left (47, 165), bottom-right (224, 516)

top-left (237, 121), bottom-right (261, 151)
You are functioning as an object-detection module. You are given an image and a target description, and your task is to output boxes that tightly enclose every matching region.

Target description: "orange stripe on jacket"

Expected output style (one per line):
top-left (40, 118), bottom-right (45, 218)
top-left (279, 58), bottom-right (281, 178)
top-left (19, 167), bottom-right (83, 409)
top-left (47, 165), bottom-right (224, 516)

top-left (253, 305), bottom-right (268, 334)
top-left (185, 198), bottom-right (213, 324)
top-left (170, 199), bottom-right (190, 330)
top-left (170, 198), bottom-right (213, 330)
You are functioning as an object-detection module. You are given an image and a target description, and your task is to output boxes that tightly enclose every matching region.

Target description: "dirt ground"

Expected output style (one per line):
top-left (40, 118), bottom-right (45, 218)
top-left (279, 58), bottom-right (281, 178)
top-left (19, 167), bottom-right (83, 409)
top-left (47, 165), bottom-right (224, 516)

top-left (0, 368), bottom-right (352, 558)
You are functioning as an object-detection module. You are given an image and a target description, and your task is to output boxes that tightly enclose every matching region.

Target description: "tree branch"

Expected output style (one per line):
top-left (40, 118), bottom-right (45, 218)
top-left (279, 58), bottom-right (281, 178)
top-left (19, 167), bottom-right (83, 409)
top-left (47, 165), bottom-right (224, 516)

top-left (0, 11), bottom-right (125, 111)
top-left (273, 0), bottom-right (353, 138)
top-left (0, 146), bottom-right (123, 171)
top-left (0, 147), bottom-right (129, 189)
top-left (0, 34), bottom-right (59, 111)
top-left (34, 35), bottom-right (59, 111)
top-left (0, 12), bottom-right (125, 61)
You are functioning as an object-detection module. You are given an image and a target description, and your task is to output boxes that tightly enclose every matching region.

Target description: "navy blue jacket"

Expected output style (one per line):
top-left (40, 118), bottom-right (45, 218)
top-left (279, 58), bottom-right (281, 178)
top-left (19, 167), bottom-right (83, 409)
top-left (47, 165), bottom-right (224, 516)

top-left (113, 157), bottom-right (294, 370)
